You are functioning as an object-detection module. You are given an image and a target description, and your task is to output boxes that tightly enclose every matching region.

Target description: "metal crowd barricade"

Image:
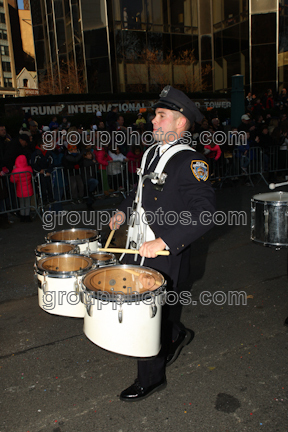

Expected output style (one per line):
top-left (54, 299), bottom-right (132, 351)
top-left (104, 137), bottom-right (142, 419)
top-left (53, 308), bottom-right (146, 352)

top-left (0, 170), bottom-right (40, 218)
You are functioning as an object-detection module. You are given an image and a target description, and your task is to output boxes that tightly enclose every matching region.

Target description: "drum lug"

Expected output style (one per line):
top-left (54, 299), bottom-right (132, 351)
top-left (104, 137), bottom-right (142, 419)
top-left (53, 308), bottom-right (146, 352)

top-left (150, 304), bottom-right (157, 318)
top-left (75, 245), bottom-right (80, 254)
top-left (87, 303), bottom-right (93, 317)
top-left (42, 272), bottom-right (48, 294)
top-left (264, 205), bottom-right (269, 240)
top-left (74, 276), bottom-right (80, 294)
top-left (118, 308), bottom-right (123, 323)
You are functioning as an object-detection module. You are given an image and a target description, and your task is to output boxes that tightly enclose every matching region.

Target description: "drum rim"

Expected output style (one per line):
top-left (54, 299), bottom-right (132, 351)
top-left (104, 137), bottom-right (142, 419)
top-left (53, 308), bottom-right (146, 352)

top-left (46, 228), bottom-right (100, 244)
top-left (36, 254), bottom-right (94, 276)
top-left (81, 264), bottom-right (166, 302)
top-left (35, 242), bottom-right (76, 257)
top-left (252, 191), bottom-right (288, 203)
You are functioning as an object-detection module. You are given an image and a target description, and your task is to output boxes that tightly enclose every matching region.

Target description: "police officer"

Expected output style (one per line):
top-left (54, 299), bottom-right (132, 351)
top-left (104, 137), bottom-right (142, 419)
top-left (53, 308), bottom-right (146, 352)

top-left (109, 86), bottom-right (216, 401)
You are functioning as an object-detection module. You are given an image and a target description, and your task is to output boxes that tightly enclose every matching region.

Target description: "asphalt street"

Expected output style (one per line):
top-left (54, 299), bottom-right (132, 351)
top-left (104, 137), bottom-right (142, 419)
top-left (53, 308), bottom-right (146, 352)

top-left (0, 181), bottom-right (288, 432)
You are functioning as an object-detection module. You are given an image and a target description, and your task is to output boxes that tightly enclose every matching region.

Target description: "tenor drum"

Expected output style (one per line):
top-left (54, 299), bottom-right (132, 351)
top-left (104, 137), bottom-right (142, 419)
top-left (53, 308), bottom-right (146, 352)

top-left (251, 191), bottom-right (288, 247)
top-left (35, 242), bottom-right (79, 261)
top-left (46, 228), bottom-right (101, 253)
top-left (89, 252), bottom-right (117, 267)
top-left (82, 265), bottom-right (166, 357)
top-left (36, 254), bottom-right (94, 317)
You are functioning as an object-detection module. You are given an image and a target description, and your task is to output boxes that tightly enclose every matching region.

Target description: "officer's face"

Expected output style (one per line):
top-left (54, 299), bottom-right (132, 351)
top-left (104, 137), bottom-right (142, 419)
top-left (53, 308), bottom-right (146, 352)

top-left (152, 108), bottom-right (179, 144)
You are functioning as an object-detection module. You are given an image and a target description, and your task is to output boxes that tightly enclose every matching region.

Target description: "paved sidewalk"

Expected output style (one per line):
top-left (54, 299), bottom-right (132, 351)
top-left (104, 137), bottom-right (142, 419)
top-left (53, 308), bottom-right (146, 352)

top-left (1, 183), bottom-right (288, 432)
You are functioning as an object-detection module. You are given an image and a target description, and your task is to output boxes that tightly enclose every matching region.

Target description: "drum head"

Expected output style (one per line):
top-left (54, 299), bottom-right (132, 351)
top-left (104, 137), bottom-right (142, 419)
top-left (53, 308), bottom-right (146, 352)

top-left (83, 265), bottom-right (165, 294)
top-left (47, 228), bottom-right (99, 243)
top-left (90, 252), bottom-right (115, 262)
top-left (37, 254), bottom-right (93, 275)
top-left (36, 243), bottom-right (75, 255)
top-left (253, 191), bottom-right (288, 202)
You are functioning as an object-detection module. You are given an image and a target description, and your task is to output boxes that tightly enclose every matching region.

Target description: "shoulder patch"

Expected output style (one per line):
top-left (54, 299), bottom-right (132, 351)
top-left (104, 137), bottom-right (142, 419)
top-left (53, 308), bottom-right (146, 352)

top-left (191, 160), bottom-right (209, 181)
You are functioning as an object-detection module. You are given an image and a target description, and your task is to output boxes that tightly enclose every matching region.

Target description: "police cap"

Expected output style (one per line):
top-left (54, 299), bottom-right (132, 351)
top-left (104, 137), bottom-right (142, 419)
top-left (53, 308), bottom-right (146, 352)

top-left (153, 85), bottom-right (204, 124)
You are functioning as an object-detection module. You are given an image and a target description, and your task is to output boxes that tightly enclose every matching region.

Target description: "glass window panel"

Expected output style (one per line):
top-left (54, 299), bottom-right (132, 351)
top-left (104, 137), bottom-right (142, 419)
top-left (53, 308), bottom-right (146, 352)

top-left (170, 0), bottom-right (186, 30)
top-left (33, 25), bottom-right (44, 41)
top-left (46, 0), bottom-right (52, 14)
top-left (201, 61), bottom-right (213, 90)
top-left (172, 34), bottom-right (193, 57)
top-left (214, 58), bottom-right (223, 90)
top-left (49, 31), bottom-right (57, 63)
top-left (201, 35), bottom-right (212, 60)
top-left (213, 0), bottom-right (223, 25)
top-left (214, 30), bottom-right (222, 58)
top-left (115, 30), bottom-right (123, 59)
top-left (200, 0), bottom-right (211, 34)
top-left (120, 0), bottom-right (143, 29)
top-left (192, 36), bottom-right (199, 61)
top-left (240, 20), bottom-right (248, 51)
top-left (56, 20), bottom-right (66, 54)
top-left (252, 44), bottom-right (276, 82)
top-left (82, 0), bottom-right (107, 30)
top-left (251, 0), bottom-right (277, 14)
top-left (191, 0), bottom-right (197, 28)
top-left (35, 40), bottom-right (46, 69)
top-left (48, 13), bottom-right (53, 31)
top-left (86, 57), bottom-right (111, 92)
top-left (64, 0), bottom-right (70, 17)
top-left (224, 0), bottom-right (239, 21)
top-left (84, 28), bottom-right (108, 59)
top-left (122, 30), bottom-right (145, 60)
top-left (72, 4), bottom-right (81, 37)
top-left (30, 0), bottom-right (42, 25)
top-left (252, 13), bottom-right (276, 45)
top-left (222, 24), bottom-right (240, 56)
top-left (54, 0), bottom-right (64, 18)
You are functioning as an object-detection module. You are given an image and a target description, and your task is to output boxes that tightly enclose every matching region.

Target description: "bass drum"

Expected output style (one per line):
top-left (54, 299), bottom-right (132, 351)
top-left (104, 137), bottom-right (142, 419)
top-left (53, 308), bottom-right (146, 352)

top-left (82, 265), bottom-right (166, 358)
top-left (251, 191), bottom-right (288, 247)
top-left (36, 254), bottom-right (94, 317)
top-left (46, 228), bottom-right (101, 254)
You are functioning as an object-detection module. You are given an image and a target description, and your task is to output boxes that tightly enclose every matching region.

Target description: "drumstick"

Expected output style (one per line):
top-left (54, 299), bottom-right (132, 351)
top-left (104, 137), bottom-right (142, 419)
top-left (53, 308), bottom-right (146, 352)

top-left (99, 247), bottom-right (169, 256)
top-left (269, 182), bottom-right (288, 190)
top-left (104, 230), bottom-right (115, 249)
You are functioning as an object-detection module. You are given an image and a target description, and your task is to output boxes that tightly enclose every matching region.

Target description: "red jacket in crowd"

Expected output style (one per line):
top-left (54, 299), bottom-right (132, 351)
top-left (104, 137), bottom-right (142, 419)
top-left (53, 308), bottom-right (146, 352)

top-left (10, 155), bottom-right (33, 198)
top-left (94, 148), bottom-right (112, 170)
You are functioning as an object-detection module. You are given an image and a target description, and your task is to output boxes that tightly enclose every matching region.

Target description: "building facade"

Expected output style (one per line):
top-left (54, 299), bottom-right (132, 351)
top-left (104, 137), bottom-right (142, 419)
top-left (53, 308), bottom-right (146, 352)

top-left (29, 0), bottom-right (287, 95)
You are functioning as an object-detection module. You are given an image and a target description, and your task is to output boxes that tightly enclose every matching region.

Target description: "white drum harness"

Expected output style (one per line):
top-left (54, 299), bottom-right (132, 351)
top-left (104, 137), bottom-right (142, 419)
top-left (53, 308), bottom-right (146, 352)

top-left (120, 143), bottom-right (196, 265)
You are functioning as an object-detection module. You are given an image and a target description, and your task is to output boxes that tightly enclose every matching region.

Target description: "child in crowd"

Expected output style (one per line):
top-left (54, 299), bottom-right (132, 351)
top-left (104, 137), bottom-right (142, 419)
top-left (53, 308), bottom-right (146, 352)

top-left (94, 146), bottom-right (113, 196)
top-left (82, 150), bottom-right (99, 208)
top-left (10, 155), bottom-right (33, 222)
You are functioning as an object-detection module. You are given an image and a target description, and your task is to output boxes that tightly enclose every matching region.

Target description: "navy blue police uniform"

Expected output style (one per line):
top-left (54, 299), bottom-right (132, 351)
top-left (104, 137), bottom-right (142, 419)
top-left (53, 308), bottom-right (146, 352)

top-left (117, 86), bottom-right (216, 400)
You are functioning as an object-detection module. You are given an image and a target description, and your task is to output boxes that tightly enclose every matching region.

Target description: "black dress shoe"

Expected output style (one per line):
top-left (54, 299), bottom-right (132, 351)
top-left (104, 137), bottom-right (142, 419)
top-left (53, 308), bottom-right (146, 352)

top-left (166, 328), bottom-right (194, 367)
top-left (120, 378), bottom-right (167, 402)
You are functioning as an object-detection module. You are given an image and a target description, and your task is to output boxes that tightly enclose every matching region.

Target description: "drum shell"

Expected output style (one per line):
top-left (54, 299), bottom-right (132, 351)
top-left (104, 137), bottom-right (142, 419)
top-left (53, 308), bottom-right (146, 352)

top-left (35, 242), bottom-right (79, 261)
top-left (81, 265), bottom-right (166, 357)
top-left (36, 254), bottom-right (94, 317)
top-left (45, 229), bottom-right (101, 254)
top-left (83, 289), bottom-right (165, 357)
top-left (251, 192), bottom-right (288, 247)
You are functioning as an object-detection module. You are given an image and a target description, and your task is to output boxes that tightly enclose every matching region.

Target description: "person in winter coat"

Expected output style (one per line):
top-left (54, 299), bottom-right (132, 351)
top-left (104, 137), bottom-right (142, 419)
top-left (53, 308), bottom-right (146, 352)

top-left (94, 146), bottom-right (113, 196)
top-left (107, 145), bottom-right (128, 191)
top-left (126, 144), bottom-right (143, 186)
top-left (10, 155), bottom-right (33, 222)
top-left (31, 137), bottom-right (54, 205)
top-left (62, 144), bottom-right (84, 203)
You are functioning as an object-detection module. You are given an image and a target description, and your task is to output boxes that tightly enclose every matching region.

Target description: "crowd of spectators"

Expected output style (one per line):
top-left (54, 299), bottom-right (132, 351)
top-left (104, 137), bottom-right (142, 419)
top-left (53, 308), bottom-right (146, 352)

top-left (0, 107), bottom-right (152, 224)
top-left (1, 89), bottom-right (288, 225)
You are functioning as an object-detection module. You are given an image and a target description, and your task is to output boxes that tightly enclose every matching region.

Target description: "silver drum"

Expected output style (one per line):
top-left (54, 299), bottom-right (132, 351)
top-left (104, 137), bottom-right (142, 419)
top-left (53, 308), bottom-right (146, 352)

top-left (251, 191), bottom-right (288, 247)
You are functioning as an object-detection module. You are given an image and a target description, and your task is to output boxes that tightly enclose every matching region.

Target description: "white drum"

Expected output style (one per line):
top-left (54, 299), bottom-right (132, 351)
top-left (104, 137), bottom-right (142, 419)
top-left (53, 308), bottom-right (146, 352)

top-left (36, 254), bottom-right (95, 318)
top-left (35, 242), bottom-right (79, 261)
top-left (82, 265), bottom-right (166, 358)
top-left (46, 228), bottom-right (101, 254)
top-left (89, 252), bottom-right (117, 267)
top-left (251, 191), bottom-right (288, 247)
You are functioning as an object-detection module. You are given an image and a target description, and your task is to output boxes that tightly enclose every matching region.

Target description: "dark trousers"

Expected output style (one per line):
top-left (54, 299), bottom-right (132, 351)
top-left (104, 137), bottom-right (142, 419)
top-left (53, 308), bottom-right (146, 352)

top-left (122, 247), bottom-right (190, 387)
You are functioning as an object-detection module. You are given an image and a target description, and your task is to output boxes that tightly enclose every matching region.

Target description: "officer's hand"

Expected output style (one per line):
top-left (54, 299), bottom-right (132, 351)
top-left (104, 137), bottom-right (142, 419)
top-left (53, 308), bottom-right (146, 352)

top-left (109, 211), bottom-right (125, 230)
top-left (139, 238), bottom-right (166, 258)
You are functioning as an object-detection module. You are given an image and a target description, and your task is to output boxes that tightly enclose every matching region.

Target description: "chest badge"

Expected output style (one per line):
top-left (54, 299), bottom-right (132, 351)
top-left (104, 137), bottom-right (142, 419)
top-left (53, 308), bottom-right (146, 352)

top-left (191, 160), bottom-right (209, 182)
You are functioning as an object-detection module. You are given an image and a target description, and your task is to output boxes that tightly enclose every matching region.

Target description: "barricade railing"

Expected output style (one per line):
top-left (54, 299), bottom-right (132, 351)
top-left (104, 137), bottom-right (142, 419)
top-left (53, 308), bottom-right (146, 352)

top-left (207, 146), bottom-right (266, 186)
top-left (2, 146), bottom-right (286, 220)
